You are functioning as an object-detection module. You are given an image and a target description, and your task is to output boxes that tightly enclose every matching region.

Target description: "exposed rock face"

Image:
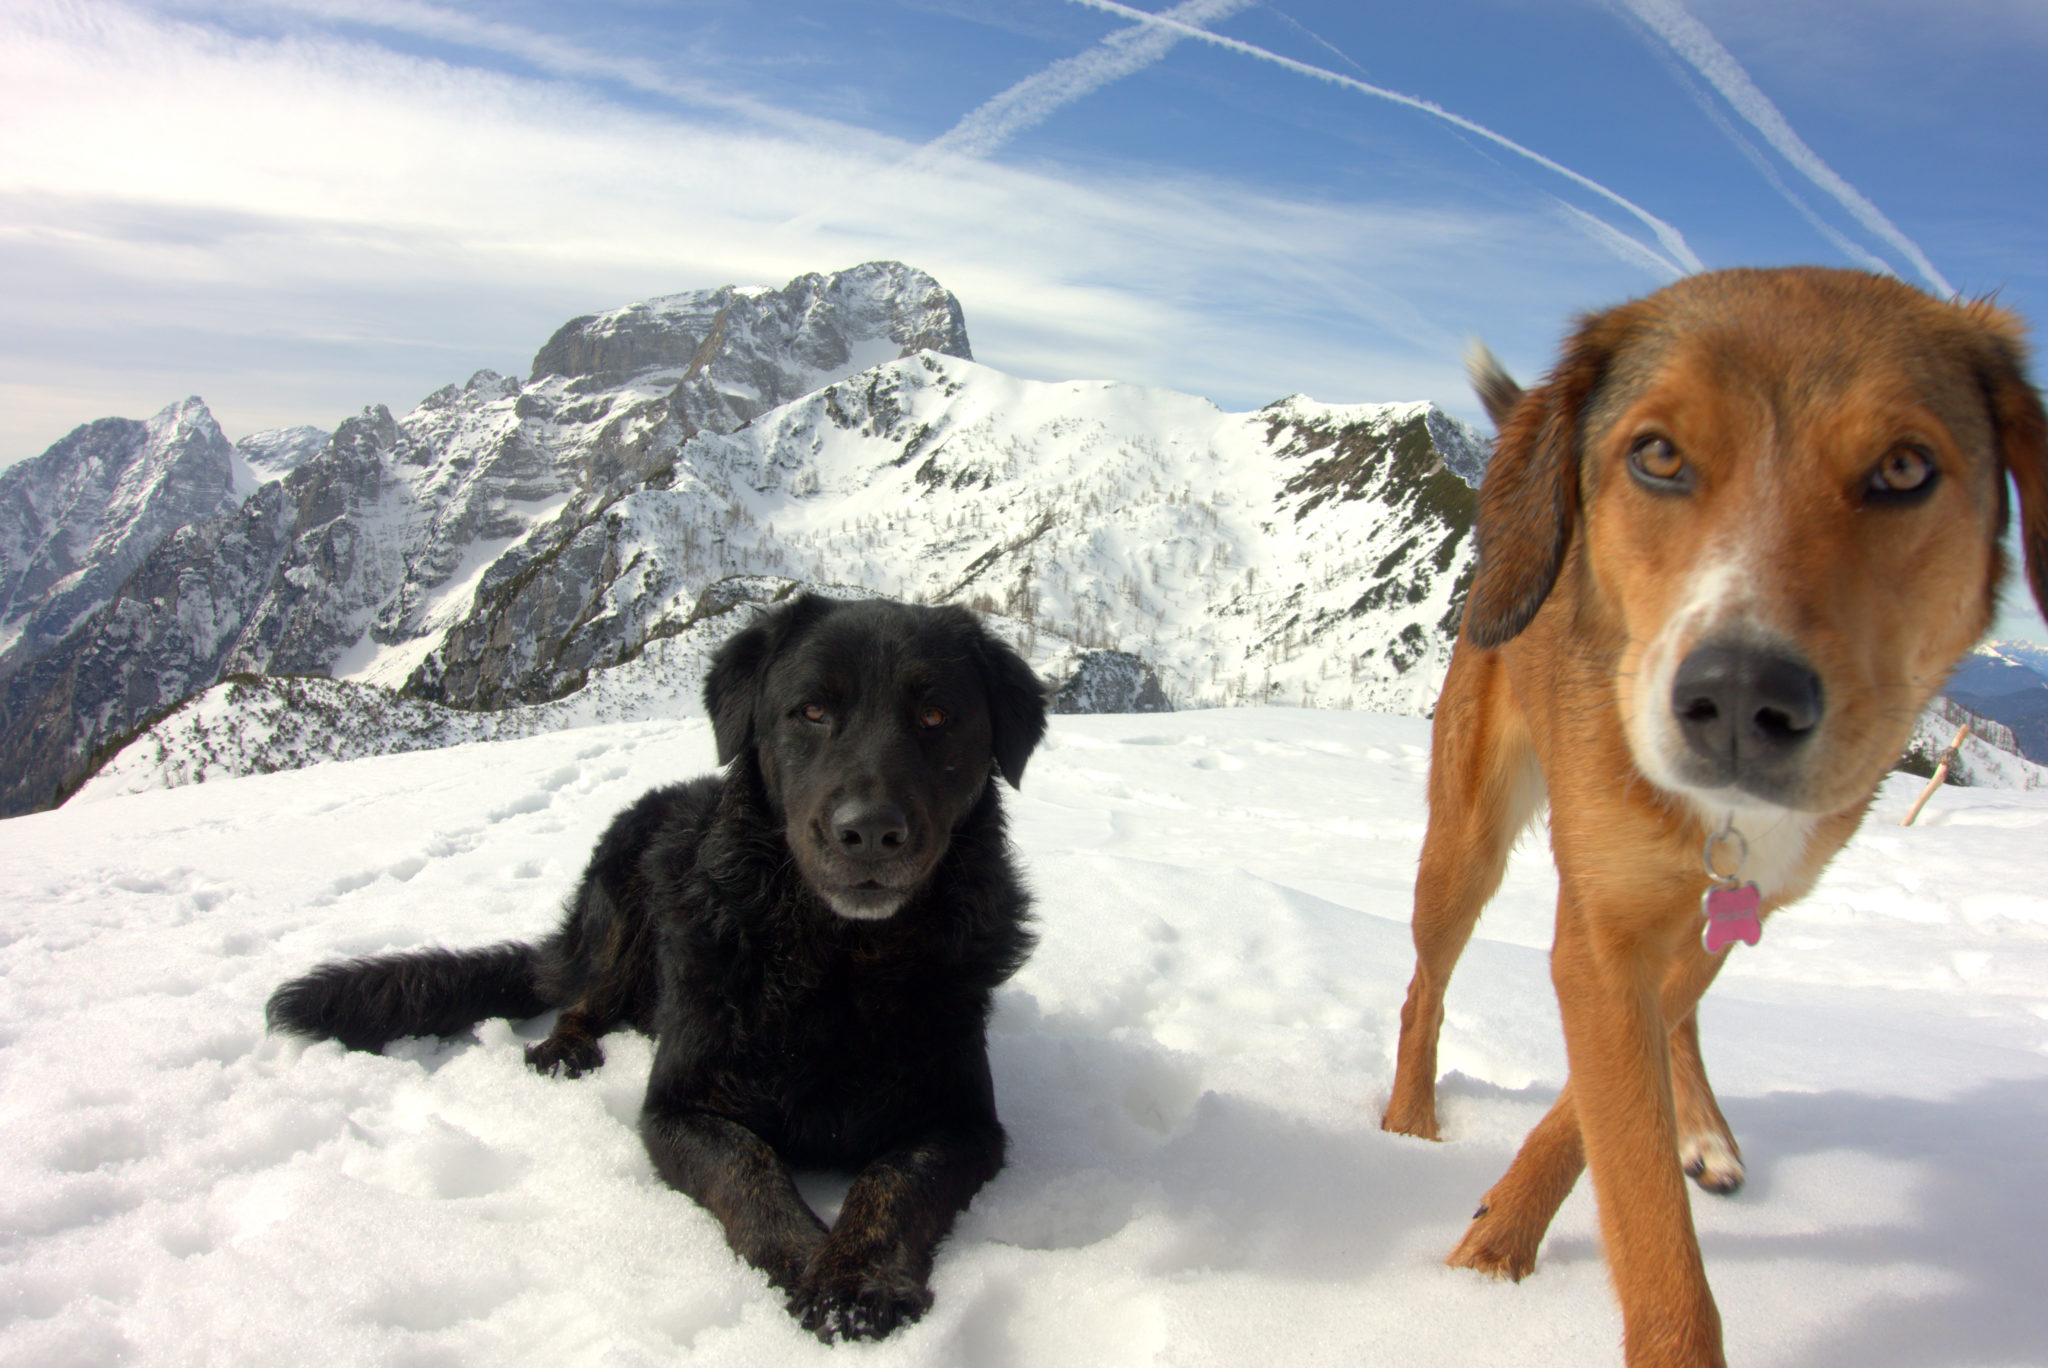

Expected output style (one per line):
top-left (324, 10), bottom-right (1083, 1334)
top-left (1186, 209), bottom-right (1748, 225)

top-left (530, 261), bottom-right (973, 435)
top-left (0, 478), bottom-right (297, 813)
top-left (0, 398), bottom-right (241, 678)
top-left (1053, 651), bottom-right (1172, 714)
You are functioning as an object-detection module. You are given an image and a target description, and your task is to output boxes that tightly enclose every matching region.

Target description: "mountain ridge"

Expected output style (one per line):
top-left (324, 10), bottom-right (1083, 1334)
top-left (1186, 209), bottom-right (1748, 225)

top-left (0, 262), bottom-right (1487, 816)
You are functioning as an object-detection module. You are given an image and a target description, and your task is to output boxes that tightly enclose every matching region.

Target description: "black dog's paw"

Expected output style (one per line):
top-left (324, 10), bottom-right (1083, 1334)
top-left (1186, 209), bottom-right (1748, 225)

top-left (788, 1263), bottom-right (932, 1343)
top-left (523, 1033), bottom-right (603, 1078)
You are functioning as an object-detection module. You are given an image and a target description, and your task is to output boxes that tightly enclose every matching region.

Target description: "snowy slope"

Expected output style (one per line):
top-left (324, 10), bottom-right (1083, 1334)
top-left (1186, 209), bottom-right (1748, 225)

top-left (407, 355), bottom-right (1479, 719)
top-left (3, 710), bottom-right (2045, 1367)
top-left (233, 425), bottom-right (328, 488)
top-left (71, 578), bottom-right (1105, 803)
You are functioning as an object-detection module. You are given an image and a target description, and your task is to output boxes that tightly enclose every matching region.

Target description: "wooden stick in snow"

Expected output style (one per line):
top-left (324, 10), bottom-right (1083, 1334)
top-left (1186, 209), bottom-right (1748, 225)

top-left (1901, 724), bottom-right (1972, 826)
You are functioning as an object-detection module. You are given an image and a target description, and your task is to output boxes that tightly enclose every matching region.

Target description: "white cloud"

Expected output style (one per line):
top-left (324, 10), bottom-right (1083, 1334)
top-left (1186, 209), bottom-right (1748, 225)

top-left (0, 0), bottom-right (1648, 459)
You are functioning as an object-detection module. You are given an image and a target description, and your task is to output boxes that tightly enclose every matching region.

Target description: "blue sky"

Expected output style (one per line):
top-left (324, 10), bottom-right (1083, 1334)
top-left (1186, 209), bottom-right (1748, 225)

top-left (6, 0), bottom-right (2047, 633)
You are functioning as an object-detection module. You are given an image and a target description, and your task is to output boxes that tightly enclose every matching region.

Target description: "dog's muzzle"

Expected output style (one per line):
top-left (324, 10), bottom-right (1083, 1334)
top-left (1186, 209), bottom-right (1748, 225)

top-left (814, 799), bottom-right (924, 920)
top-left (1669, 641), bottom-right (1824, 801)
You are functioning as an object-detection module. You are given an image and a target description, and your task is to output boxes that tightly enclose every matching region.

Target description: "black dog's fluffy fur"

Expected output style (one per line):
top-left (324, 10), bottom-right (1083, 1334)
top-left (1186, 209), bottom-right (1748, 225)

top-left (267, 595), bottom-right (1048, 1342)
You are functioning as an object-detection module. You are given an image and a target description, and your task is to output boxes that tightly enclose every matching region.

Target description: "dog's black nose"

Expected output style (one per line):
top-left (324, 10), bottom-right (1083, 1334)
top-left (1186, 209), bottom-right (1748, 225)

top-left (832, 802), bottom-right (910, 859)
top-left (1671, 643), bottom-right (1823, 786)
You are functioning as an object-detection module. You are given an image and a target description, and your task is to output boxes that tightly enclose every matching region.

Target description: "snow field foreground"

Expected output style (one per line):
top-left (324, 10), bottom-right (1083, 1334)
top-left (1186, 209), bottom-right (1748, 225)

top-left (2, 709), bottom-right (2046, 1367)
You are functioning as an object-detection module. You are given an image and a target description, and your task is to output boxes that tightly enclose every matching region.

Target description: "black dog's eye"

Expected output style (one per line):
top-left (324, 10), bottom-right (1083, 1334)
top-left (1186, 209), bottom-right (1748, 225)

top-left (917, 705), bottom-right (949, 729)
top-left (1627, 434), bottom-right (1692, 492)
top-left (800, 703), bottom-right (829, 725)
top-left (1864, 444), bottom-right (1938, 505)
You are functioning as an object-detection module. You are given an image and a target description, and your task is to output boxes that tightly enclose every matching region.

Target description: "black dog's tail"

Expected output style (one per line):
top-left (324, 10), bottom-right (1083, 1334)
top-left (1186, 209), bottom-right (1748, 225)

top-left (266, 941), bottom-right (553, 1053)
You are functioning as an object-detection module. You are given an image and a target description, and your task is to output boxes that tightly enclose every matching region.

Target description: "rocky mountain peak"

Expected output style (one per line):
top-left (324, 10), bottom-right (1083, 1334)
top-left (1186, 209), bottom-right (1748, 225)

top-left (0, 396), bottom-right (239, 675)
top-left (527, 261), bottom-right (972, 436)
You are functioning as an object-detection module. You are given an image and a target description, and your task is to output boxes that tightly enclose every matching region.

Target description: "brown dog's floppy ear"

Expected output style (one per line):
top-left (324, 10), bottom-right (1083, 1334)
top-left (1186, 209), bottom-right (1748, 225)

top-left (975, 627), bottom-right (1048, 788)
top-left (1465, 341), bottom-right (1525, 430)
top-left (1462, 323), bottom-right (1611, 649)
top-left (1966, 300), bottom-right (2048, 622)
top-left (702, 594), bottom-right (841, 765)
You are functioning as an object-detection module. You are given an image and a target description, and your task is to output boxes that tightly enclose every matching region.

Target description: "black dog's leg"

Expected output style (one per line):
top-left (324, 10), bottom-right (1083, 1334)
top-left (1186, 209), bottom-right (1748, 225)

top-left (791, 1120), bottom-right (1007, 1343)
top-left (523, 1003), bottom-right (612, 1078)
top-left (639, 1106), bottom-right (829, 1292)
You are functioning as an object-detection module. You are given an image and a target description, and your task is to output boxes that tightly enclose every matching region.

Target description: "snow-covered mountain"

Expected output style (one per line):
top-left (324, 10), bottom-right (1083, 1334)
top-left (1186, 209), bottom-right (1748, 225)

top-left (0, 263), bottom-right (1486, 817)
top-left (234, 425), bottom-right (329, 485)
top-left (0, 265), bottom-right (984, 814)
top-left (402, 357), bottom-right (1482, 718)
top-left (1942, 639), bottom-right (2048, 760)
top-left (1901, 696), bottom-right (2047, 791)
top-left (0, 397), bottom-right (241, 676)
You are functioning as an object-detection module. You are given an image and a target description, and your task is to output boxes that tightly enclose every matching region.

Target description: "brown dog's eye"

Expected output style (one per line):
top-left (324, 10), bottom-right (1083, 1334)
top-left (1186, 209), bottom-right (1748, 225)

top-left (1627, 434), bottom-right (1690, 491)
top-left (917, 705), bottom-right (949, 729)
top-left (800, 703), bottom-right (828, 724)
top-left (1866, 445), bottom-right (1936, 503)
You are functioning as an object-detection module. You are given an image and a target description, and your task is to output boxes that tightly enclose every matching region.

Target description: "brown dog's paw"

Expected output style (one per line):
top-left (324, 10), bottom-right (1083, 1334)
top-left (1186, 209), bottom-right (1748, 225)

top-left (1446, 1206), bottom-right (1542, 1282)
top-left (1680, 1130), bottom-right (1746, 1195)
top-left (788, 1263), bottom-right (932, 1343)
top-left (523, 1033), bottom-right (604, 1079)
top-left (1379, 1097), bottom-right (1442, 1141)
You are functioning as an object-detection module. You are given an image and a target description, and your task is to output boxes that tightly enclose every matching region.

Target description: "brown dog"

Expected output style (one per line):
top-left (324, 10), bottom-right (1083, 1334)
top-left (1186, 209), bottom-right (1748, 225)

top-left (1381, 267), bottom-right (2048, 1367)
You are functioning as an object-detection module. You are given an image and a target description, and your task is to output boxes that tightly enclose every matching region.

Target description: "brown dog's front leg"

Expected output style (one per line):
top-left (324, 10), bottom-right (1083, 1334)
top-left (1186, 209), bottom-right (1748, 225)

top-left (1449, 941), bottom-right (1738, 1277)
top-left (790, 1122), bottom-right (1007, 1343)
top-left (1553, 907), bottom-right (1724, 1368)
top-left (638, 1106), bottom-right (829, 1293)
top-left (1670, 1007), bottom-right (1744, 1195)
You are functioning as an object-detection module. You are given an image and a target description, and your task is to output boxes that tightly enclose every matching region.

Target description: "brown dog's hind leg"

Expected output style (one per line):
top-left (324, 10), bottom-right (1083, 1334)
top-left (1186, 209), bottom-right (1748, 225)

top-left (1668, 968), bottom-right (1743, 1194)
top-left (1384, 645), bottom-right (1542, 1140)
top-left (1449, 1081), bottom-right (1586, 1280)
top-left (1448, 933), bottom-right (1735, 1285)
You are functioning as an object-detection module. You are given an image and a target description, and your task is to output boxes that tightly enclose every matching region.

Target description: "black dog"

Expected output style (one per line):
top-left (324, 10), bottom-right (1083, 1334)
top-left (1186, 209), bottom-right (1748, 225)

top-left (266, 595), bottom-right (1047, 1341)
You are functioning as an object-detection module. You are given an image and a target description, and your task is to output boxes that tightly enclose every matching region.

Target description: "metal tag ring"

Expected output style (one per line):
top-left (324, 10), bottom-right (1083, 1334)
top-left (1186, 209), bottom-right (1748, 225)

top-left (1702, 820), bottom-right (1748, 884)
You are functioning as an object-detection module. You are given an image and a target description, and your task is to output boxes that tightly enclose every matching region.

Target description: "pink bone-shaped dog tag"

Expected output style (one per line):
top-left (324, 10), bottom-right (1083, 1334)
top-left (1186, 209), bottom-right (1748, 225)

top-left (1702, 882), bottom-right (1763, 954)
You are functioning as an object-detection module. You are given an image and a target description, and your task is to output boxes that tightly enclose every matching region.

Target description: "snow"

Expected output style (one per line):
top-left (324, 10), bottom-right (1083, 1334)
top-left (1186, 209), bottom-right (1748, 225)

top-left (4, 708), bottom-right (2047, 1366)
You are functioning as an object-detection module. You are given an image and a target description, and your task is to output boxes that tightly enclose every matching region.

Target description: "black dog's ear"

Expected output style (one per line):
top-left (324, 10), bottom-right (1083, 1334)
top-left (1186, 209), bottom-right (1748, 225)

top-left (1462, 317), bottom-right (1615, 649)
top-left (702, 594), bottom-right (841, 764)
top-left (975, 628), bottom-right (1048, 788)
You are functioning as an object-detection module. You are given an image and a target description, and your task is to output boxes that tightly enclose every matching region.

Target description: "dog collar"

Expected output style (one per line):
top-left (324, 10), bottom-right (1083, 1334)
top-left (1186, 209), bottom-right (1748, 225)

top-left (1701, 815), bottom-right (1762, 954)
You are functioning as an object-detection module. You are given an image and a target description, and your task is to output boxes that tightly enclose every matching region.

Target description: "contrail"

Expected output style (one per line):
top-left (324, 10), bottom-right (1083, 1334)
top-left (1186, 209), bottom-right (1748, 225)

top-left (1639, 32), bottom-right (1895, 277)
top-left (1066, 0), bottom-right (1703, 276)
top-left (1614, 0), bottom-right (1952, 296)
top-left (930, 0), bottom-right (1256, 158)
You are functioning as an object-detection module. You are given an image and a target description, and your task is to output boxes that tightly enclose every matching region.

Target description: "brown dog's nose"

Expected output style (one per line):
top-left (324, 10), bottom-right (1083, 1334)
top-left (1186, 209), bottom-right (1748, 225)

top-left (1671, 643), bottom-right (1823, 788)
top-left (832, 802), bottom-right (909, 859)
